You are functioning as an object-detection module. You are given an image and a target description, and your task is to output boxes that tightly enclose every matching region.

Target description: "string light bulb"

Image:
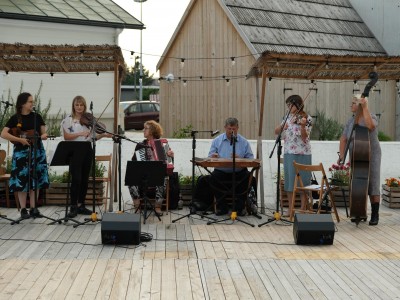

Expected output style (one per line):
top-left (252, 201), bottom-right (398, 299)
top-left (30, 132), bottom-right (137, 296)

top-left (226, 79), bottom-right (230, 86)
top-left (5, 70), bottom-right (9, 76)
top-left (231, 57), bottom-right (236, 66)
top-left (80, 49), bottom-right (84, 57)
top-left (275, 59), bottom-right (280, 67)
top-left (130, 51), bottom-right (134, 58)
top-left (50, 72), bottom-right (54, 78)
top-left (180, 58), bottom-right (185, 68)
top-left (183, 80), bottom-right (187, 87)
top-left (325, 61), bottom-right (329, 69)
top-left (96, 71), bottom-right (100, 77)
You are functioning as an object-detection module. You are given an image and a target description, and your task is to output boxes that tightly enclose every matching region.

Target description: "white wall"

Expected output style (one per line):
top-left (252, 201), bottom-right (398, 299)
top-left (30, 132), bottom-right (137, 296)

top-left (2, 138), bottom-right (399, 212)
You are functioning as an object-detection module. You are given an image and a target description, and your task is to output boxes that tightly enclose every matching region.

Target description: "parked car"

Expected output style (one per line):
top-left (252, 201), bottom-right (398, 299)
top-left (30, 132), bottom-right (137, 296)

top-left (124, 101), bottom-right (160, 130)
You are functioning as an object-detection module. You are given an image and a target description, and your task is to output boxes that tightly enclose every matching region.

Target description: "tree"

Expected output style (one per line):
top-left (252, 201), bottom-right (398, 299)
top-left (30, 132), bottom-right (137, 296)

top-left (122, 61), bottom-right (154, 86)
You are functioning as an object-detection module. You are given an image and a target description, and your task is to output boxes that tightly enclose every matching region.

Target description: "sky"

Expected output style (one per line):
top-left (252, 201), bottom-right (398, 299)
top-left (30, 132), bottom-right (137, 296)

top-left (113, 0), bottom-right (191, 78)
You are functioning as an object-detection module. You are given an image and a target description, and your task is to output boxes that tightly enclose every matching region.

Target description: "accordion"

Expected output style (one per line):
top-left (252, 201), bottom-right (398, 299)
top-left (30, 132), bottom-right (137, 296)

top-left (135, 138), bottom-right (174, 176)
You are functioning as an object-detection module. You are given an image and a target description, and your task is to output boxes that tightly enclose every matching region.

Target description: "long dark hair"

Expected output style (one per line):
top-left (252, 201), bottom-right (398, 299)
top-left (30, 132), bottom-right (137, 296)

top-left (286, 94), bottom-right (307, 118)
top-left (16, 92), bottom-right (32, 115)
top-left (15, 92), bottom-right (32, 131)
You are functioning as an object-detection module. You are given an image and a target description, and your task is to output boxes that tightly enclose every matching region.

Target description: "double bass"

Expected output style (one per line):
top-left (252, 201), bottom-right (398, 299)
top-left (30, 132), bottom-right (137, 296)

top-left (343, 72), bottom-right (378, 225)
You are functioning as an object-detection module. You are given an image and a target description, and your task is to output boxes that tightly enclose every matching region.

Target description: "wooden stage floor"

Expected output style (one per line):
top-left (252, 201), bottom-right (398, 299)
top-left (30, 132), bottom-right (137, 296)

top-left (0, 203), bottom-right (400, 299)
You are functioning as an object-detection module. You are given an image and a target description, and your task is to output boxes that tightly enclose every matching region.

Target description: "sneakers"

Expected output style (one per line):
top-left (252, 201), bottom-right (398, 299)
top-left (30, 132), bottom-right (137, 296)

top-left (29, 207), bottom-right (41, 218)
top-left (20, 208), bottom-right (30, 219)
top-left (77, 205), bottom-right (92, 215)
top-left (67, 206), bottom-right (78, 218)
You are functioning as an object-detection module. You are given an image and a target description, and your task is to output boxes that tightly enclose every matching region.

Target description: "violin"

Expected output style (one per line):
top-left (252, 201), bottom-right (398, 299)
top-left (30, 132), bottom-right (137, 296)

top-left (348, 71), bottom-right (378, 224)
top-left (8, 127), bottom-right (55, 145)
top-left (80, 112), bottom-right (107, 134)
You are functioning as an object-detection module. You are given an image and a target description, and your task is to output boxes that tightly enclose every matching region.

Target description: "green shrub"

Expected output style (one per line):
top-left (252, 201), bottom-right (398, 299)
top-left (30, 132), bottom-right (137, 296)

top-left (172, 124), bottom-right (193, 138)
top-left (378, 131), bottom-right (391, 141)
top-left (312, 110), bottom-right (343, 141)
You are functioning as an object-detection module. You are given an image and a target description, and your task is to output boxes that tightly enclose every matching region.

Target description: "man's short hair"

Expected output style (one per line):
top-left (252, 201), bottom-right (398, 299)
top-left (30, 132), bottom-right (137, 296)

top-left (225, 117), bottom-right (239, 127)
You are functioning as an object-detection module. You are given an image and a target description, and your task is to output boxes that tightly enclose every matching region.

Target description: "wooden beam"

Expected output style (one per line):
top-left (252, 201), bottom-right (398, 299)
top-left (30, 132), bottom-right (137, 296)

top-left (53, 53), bottom-right (69, 72)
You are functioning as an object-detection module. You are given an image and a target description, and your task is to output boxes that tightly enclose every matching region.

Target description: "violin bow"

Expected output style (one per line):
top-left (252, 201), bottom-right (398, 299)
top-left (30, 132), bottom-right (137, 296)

top-left (96, 97), bottom-right (114, 121)
top-left (288, 81), bottom-right (317, 122)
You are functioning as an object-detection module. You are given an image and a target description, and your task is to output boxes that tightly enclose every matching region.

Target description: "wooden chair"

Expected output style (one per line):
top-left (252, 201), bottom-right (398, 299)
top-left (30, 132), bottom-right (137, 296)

top-left (289, 162), bottom-right (340, 222)
top-left (93, 154), bottom-right (112, 211)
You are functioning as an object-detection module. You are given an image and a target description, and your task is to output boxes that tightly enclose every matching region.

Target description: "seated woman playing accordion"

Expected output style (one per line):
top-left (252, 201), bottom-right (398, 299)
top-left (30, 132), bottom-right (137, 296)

top-left (128, 120), bottom-right (174, 216)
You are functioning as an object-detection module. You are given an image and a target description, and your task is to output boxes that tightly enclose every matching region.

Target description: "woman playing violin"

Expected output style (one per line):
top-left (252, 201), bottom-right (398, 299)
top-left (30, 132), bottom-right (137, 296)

top-left (0, 92), bottom-right (49, 219)
top-left (60, 95), bottom-right (110, 218)
top-left (274, 95), bottom-right (312, 216)
top-left (338, 95), bottom-right (381, 225)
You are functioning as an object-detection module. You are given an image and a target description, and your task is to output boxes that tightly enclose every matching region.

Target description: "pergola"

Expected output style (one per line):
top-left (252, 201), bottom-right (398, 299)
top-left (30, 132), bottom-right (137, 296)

top-left (248, 51), bottom-right (400, 213)
top-left (0, 42), bottom-right (126, 132)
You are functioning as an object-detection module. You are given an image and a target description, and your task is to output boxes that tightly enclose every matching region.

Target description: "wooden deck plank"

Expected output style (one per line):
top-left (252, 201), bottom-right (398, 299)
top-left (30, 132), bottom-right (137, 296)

top-left (214, 259), bottom-right (239, 299)
top-left (65, 259), bottom-right (97, 299)
top-left (108, 259), bottom-right (133, 299)
top-left (126, 259), bottom-right (144, 299)
top-left (165, 223), bottom-right (179, 259)
top-left (95, 259), bottom-right (120, 299)
top-left (139, 259), bottom-right (153, 299)
top-left (161, 259), bottom-right (177, 300)
top-left (51, 259), bottom-right (85, 299)
top-left (175, 259), bottom-right (193, 300)
top-left (150, 259), bottom-right (162, 300)
top-left (200, 259), bottom-right (225, 299)
top-left (36, 260), bottom-right (73, 299)
top-left (81, 259), bottom-right (109, 299)
top-left (188, 258), bottom-right (207, 300)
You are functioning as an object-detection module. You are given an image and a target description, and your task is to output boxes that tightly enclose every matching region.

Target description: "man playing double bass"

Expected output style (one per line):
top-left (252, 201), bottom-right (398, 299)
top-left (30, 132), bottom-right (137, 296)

top-left (337, 94), bottom-right (381, 225)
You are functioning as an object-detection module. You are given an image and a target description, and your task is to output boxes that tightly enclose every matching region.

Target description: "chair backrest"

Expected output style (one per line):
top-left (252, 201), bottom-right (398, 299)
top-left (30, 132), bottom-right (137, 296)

top-left (293, 161), bottom-right (328, 187)
top-left (95, 154), bottom-right (112, 179)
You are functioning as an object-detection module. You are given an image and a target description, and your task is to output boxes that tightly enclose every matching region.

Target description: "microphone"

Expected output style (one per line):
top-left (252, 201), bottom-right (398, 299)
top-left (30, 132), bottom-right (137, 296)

top-left (1, 100), bottom-right (13, 107)
top-left (90, 101), bottom-right (93, 110)
top-left (230, 130), bottom-right (236, 145)
top-left (211, 130), bottom-right (219, 137)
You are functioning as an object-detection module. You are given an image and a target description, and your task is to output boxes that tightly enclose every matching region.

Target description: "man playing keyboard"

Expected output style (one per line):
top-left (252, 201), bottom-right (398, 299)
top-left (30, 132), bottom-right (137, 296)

top-left (208, 117), bottom-right (254, 216)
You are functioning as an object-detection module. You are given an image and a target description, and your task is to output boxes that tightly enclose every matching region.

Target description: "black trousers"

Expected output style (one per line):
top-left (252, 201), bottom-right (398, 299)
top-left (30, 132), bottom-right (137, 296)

top-left (210, 168), bottom-right (250, 211)
top-left (69, 147), bottom-right (93, 206)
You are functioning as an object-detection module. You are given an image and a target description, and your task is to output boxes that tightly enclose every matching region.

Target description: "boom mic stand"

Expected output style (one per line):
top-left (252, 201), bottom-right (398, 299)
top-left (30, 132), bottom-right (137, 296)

top-left (172, 130), bottom-right (218, 223)
top-left (259, 105), bottom-right (294, 227)
top-left (207, 132), bottom-right (254, 227)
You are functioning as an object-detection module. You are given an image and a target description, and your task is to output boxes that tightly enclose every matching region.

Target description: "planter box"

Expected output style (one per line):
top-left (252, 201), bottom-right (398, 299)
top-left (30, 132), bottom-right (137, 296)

top-left (382, 184), bottom-right (400, 208)
top-left (46, 180), bottom-right (104, 206)
top-left (180, 184), bottom-right (192, 206)
top-left (330, 185), bottom-right (350, 207)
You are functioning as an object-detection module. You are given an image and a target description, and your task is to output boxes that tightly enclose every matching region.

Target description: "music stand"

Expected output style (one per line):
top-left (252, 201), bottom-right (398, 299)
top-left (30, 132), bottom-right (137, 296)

top-left (125, 160), bottom-right (165, 224)
top-left (48, 141), bottom-right (92, 225)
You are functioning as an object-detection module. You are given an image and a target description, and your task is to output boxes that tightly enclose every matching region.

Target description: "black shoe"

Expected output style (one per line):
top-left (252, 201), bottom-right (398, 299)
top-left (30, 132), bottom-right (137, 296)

top-left (29, 207), bottom-right (41, 218)
top-left (77, 206), bottom-right (92, 215)
top-left (215, 209), bottom-right (228, 216)
top-left (68, 206), bottom-right (78, 218)
top-left (21, 208), bottom-right (30, 219)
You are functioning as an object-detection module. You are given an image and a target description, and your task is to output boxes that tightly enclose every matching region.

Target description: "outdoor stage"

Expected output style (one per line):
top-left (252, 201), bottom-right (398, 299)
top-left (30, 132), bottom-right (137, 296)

top-left (0, 203), bottom-right (400, 299)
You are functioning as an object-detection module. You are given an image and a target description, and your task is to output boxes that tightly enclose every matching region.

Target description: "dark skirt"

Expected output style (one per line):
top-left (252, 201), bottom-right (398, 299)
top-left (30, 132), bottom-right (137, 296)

top-left (9, 144), bottom-right (49, 192)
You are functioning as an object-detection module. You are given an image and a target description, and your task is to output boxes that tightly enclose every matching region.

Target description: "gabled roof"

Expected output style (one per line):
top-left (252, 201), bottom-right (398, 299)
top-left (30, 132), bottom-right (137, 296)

top-left (225, 0), bottom-right (386, 57)
top-left (0, 0), bottom-right (143, 30)
top-left (157, 0), bottom-right (390, 74)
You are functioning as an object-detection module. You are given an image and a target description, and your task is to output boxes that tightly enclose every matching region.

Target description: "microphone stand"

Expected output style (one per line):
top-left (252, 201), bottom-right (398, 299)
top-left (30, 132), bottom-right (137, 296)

top-left (207, 132), bottom-right (254, 227)
top-left (172, 130), bottom-right (218, 223)
top-left (259, 104), bottom-right (294, 227)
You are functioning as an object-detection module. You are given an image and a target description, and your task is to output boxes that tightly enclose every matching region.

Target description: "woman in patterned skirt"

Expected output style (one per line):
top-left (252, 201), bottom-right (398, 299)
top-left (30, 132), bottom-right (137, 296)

top-left (1, 92), bottom-right (49, 219)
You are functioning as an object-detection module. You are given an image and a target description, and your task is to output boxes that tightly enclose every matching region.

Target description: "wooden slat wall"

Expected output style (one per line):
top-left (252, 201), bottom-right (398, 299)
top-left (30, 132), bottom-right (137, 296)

top-left (158, 0), bottom-right (398, 140)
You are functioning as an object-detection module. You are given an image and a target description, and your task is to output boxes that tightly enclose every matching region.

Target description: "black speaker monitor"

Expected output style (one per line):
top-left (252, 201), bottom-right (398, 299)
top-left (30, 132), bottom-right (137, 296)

top-left (101, 213), bottom-right (141, 245)
top-left (293, 213), bottom-right (335, 245)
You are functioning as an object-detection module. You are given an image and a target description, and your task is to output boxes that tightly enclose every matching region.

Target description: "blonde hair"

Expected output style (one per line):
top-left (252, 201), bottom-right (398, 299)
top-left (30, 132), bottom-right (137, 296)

top-left (145, 120), bottom-right (163, 139)
top-left (71, 95), bottom-right (87, 118)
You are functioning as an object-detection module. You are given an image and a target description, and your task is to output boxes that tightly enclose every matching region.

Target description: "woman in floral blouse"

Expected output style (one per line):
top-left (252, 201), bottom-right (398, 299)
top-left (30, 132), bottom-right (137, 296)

top-left (274, 95), bottom-right (312, 216)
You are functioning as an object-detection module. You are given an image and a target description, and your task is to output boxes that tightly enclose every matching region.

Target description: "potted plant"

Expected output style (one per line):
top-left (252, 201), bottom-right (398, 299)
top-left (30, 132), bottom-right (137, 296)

top-left (178, 174), bottom-right (198, 204)
top-left (382, 177), bottom-right (400, 208)
top-left (328, 162), bottom-right (351, 207)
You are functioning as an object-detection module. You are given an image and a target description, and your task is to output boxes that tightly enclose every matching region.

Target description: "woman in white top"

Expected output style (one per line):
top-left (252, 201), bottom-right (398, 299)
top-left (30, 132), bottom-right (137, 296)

top-left (60, 95), bottom-right (109, 218)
